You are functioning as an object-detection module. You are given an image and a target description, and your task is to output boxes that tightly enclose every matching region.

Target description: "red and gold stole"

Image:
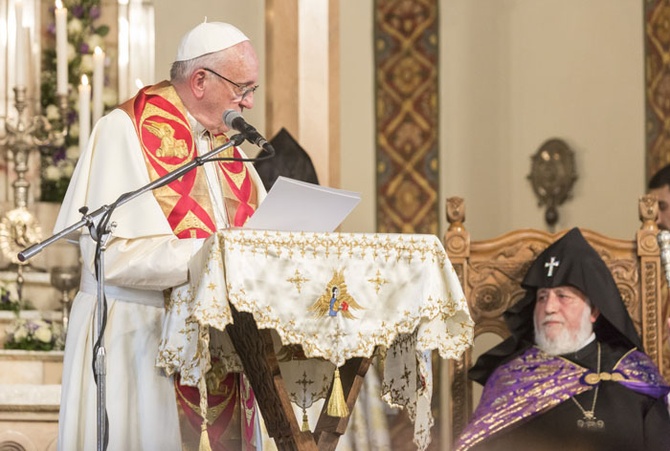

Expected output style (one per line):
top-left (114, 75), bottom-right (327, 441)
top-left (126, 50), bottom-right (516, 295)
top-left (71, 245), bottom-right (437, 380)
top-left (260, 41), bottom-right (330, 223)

top-left (119, 81), bottom-right (258, 449)
top-left (119, 81), bottom-right (217, 238)
top-left (210, 133), bottom-right (258, 228)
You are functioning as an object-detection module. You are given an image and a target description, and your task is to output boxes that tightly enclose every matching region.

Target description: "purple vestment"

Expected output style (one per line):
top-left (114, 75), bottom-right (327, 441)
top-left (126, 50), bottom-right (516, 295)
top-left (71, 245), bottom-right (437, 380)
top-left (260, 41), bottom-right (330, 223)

top-left (454, 346), bottom-right (670, 451)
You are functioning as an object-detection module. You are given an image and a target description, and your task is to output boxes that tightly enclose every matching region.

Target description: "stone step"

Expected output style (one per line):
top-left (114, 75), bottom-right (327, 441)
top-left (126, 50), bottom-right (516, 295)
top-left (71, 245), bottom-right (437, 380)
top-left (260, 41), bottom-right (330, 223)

top-left (0, 383), bottom-right (60, 413)
top-left (0, 349), bottom-right (63, 385)
top-left (0, 384), bottom-right (60, 450)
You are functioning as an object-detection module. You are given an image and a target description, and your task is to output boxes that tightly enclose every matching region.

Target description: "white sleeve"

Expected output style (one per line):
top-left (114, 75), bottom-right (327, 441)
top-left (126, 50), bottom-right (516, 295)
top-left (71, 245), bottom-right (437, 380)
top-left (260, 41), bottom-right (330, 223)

top-left (79, 235), bottom-right (204, 291)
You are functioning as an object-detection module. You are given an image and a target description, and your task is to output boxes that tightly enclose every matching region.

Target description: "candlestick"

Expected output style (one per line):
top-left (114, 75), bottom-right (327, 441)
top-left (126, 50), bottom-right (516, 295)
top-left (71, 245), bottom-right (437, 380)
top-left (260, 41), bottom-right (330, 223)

top-left (92, 46), bottom-right (105, 124)
top-left (55, 0), bottom-right (68, 95)
top-left (0, 86), bottom-right (69, 270)
top-left (79, 75), bottom-right (91, 151)
top-left (0, 82), bottom-right (68, 276)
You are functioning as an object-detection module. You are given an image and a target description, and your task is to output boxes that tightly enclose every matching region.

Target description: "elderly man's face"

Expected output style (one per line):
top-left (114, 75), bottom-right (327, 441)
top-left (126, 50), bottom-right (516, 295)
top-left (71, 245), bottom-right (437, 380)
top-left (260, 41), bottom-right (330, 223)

top-left (200, 41), bottom-right (260, 134)
top-left (649, 185), bottom-right (670, 231)
top-left (533, 286), bottom-right (599, 354)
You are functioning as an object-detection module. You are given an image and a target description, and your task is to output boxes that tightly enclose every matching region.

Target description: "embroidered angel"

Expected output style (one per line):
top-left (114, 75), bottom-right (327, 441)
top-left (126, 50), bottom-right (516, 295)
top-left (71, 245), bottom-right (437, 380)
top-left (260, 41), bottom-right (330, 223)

top-left (309, 270), bottom-right (364, 319)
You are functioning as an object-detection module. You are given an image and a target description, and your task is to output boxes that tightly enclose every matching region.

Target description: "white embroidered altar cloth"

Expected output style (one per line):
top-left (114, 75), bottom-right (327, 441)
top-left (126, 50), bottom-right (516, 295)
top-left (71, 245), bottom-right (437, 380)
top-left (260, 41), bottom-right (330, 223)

top-left (157, 229), bottom-right (473, 450)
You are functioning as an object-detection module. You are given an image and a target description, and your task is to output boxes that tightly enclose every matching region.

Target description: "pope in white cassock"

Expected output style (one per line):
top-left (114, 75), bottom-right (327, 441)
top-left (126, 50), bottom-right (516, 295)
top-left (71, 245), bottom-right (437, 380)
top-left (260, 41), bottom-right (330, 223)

top-left (54, 21), bottom-right (268, 451)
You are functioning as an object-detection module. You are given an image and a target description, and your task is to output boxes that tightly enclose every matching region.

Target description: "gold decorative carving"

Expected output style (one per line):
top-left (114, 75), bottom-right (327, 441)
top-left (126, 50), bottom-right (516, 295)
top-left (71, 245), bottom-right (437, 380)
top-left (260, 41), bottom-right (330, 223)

top-left (640, 233), bottom-right (659, 255)
top-left (639, 194), bottom-right (658, 226)
top-left (445, 235), bottom-right (467, 256)
top-left (448, 348), bottom-right (472, 440)
top-left (643, 261), bottom-right (660, 362)
top-left (446, 197), bottom-right (465, 228)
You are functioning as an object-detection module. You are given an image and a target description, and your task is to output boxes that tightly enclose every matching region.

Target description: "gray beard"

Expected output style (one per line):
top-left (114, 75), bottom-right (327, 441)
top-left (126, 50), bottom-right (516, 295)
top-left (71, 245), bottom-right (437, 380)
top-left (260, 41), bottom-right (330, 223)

top-left (534, 307), bottom-right (594, 355)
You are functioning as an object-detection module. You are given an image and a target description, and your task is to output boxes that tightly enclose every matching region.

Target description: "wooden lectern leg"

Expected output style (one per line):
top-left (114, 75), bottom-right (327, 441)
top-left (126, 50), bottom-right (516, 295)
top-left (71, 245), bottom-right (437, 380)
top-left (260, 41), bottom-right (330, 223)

top-left (226, 306), bottom-right (317, 451)
top-left (312, 356), bottom-right (372, 450)
top-left (226, 305), bottom-right (372, 450)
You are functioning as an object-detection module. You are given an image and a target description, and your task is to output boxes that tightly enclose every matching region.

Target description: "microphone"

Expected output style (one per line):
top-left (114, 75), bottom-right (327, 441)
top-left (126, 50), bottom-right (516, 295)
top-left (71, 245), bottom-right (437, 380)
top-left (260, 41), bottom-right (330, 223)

top-left (658, 230), bottom-right (670, 286)
top-left (223, 109), bottom-right (270, 150)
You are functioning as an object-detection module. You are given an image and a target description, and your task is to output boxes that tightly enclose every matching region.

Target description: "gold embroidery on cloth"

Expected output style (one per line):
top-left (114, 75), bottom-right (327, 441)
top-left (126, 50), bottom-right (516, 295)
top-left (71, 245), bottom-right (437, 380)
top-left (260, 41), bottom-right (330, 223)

top-left (213, 143), bottom-right (248, 190)
top-left (172, 210), bottom-right (215, 237)
top-left (205, 360), bottom-right (234, 396)
top-left (217, 151), bottom-right (258, 225)
top-left (287, 269), bottom-right (310, 293)
top-left (368, 269), bottom-right (389, 293)
top-left (144, 119), bottom-right (189, 158)
top-left (222, 164), bottom-right (247, 190)
top-left (221, 231), bottom-right (448, 266)
top-left (177, 383), bottom-right (233, 426)
top-left (118, 82), bottom-right (217, 232)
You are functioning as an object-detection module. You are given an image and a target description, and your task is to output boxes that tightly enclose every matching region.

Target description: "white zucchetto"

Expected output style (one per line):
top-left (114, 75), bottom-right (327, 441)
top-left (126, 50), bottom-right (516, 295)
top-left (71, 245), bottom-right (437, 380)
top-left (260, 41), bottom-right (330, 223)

top-left (175, 21), bottom-right (249, 62)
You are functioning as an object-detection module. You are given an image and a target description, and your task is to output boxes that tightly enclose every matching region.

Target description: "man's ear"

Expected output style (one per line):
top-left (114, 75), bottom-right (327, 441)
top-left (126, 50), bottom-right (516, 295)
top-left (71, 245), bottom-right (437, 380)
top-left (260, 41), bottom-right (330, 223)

top-left (590, 306), bottom-right (600, 323)
top-left (190, 69), bottom-right (207, 99)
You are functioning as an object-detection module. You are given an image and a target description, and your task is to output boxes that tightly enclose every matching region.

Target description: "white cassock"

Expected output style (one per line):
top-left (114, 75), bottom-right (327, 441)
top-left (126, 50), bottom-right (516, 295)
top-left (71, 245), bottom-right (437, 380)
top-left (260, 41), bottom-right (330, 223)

top-left (54, 107), bottom-right (266, 451)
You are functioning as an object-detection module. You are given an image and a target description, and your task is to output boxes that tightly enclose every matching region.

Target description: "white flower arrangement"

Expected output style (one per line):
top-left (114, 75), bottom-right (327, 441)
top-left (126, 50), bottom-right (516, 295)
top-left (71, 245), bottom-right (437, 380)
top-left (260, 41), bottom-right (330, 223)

top-left (0, 281), bottom-right (58, 351)
top-left (4, 318), bottom-right (64, 352)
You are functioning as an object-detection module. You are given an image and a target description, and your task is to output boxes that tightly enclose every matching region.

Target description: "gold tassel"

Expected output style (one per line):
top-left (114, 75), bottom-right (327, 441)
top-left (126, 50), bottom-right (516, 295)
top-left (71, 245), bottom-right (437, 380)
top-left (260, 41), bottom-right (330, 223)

top-left (197, 373), bottom-right (212, 451)
top-left (301, 408), bottom-right (310, 431)
top-left (327, 368), bottom-right (349, 417)
top-left (199, 422), bottom-right (213, 451)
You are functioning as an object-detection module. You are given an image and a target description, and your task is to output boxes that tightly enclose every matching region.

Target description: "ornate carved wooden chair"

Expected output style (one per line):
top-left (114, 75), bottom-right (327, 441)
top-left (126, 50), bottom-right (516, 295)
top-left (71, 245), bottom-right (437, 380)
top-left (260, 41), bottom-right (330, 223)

top-left (442, 195), bottom-right (668, 443)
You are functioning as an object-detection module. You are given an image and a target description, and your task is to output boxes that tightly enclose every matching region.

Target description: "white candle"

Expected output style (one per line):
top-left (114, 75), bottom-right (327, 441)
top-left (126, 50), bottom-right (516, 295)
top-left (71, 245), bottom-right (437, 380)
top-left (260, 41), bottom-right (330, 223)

top-left (55, 0), bottom-right (68, 95)
top-left (117, 1), bottom-right (129, 101)
top-left (15, 1), bottom-right (26, 87)
top-left (92, 46), bottom-right (105, 124)
top-left (78, 75), bottom-right (91, 151)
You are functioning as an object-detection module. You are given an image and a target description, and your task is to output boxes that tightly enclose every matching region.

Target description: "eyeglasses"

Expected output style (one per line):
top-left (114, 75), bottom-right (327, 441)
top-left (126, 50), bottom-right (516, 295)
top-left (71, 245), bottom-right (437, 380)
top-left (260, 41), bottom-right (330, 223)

top-left (203, 67), bottom-right (259, 100)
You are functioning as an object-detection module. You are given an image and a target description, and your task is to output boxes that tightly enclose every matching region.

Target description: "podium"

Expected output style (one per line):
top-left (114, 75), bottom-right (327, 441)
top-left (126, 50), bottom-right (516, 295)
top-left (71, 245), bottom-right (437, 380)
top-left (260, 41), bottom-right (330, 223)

top-left (157, 229), bottom-right (474, 450)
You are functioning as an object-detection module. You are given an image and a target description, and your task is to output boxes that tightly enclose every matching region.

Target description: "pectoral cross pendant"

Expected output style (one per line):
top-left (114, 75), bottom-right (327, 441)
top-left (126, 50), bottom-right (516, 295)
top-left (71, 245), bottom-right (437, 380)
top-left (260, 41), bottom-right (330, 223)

top-left (577, 412), bottom-right (605, 430)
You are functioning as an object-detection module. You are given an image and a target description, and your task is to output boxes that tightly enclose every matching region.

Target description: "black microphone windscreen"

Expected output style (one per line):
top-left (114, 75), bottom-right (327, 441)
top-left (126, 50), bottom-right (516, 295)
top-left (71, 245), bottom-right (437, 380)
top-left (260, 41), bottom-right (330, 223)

top-left (223, 109), bottom-right (242, 129)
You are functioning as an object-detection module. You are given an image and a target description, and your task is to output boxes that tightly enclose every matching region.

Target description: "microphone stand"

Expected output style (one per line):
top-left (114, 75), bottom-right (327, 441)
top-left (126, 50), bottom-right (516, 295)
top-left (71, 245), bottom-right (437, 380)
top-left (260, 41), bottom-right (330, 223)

top-left (17, 133), bottom-right (246, 451)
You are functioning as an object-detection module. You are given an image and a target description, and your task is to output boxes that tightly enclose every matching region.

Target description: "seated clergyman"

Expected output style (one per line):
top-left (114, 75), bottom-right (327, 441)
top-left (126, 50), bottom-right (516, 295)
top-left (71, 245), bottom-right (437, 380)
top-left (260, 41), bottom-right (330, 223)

top-left (454, 228), bottom-right (670, 451)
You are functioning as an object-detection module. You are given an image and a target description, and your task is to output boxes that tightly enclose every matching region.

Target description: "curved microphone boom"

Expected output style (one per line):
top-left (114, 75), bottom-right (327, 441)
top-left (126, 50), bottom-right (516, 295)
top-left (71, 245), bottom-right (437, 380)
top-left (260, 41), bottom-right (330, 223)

top-left (223, 110), bottom-right (275, 158)
top-left (658, 230), bottom-right (670, 286)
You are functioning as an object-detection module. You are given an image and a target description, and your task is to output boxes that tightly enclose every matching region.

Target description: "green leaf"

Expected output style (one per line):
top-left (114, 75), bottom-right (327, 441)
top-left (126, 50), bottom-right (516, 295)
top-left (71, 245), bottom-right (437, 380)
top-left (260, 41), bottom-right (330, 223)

top-left (96, 25), bottom-right (110, 37)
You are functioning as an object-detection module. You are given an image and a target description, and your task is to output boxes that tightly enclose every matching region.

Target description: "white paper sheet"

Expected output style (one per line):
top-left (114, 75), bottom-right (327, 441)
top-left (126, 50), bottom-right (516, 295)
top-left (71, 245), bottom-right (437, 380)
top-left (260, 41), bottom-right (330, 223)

top-left (244, 176), bottom-right (361, 232)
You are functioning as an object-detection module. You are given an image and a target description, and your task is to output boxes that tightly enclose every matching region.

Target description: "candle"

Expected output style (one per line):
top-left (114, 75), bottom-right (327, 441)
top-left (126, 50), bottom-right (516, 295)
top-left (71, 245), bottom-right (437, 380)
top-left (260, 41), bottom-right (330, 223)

top-left (55, 0), bottom-right (68, 95)
top-left (117, 1), bottom-right (129, 101)
top-left (79, 75), bottom-right (91, 151)
top-left (15, 1), bottom-right (26, 86)
top-left (92, 46), bottom-right (105, 124)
